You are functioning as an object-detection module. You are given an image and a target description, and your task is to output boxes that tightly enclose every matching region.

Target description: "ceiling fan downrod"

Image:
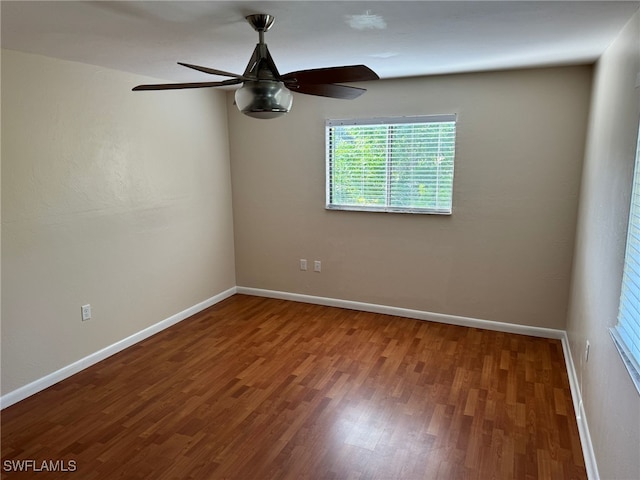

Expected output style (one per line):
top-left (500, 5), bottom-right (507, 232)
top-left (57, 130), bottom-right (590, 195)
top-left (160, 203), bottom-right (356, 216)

top-left (246, 13), bottom-right (275, 45)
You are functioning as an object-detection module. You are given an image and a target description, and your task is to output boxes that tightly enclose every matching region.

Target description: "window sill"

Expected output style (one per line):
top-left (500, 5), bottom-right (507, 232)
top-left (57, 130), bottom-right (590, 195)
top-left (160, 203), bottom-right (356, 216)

top-left (326, 204), bottom-right (452, 215)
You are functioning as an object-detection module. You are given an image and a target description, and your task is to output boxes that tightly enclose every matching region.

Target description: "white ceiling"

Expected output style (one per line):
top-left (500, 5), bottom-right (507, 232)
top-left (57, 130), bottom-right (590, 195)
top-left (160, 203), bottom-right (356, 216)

top-left (2, 1), bottom-right (638, 85)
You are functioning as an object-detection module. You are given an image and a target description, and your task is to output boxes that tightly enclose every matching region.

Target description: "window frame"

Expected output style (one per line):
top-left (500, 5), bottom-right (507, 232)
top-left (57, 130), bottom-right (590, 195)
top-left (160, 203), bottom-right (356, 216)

top-left (612, 123), bottom-right (640, 395)
top-left (325, 114), bottom-right (457, 215)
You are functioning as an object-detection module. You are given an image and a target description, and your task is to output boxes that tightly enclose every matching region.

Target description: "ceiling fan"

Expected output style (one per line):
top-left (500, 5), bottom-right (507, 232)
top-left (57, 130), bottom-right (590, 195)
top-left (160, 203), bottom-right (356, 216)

top-left (133, 14), bottom-right (379, 119)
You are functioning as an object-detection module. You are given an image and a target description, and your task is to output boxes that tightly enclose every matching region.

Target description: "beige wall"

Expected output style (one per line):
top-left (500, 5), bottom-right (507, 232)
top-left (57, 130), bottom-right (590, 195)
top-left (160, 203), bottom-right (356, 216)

top-left (1, 50), bottom-right (236, 395)
top-left (228, 66), bottom-right (591, 329)
top-left (566, 11), bottom-right (640, 480)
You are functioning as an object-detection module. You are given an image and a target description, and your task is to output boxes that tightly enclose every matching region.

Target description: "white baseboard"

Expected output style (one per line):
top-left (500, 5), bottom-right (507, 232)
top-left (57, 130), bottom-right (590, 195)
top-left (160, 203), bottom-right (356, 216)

top-left (559, 333), bottom-right (599, 480)
top-left (0, 287), bottom-right (237, 410)
top-left (236, 286), bottom-right (566, 339)
top-left (237, 286), bottom-right (598, 479)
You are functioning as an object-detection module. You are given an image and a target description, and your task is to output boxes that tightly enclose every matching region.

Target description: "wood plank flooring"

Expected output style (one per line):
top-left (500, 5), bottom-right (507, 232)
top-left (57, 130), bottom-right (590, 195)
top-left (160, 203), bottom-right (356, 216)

top-left (1, 295), bottom-right (586, 479)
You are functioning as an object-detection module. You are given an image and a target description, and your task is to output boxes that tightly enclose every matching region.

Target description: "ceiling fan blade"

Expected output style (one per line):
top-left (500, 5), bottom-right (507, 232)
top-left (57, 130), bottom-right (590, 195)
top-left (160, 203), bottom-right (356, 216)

top-left (288, 83), bottom-right (367, 100)
top-left (281, 65), bottom-right (379, 85)
top-left (132, 78), bottom-right (242, 91)
top-left (177, 62), bottom-right (244, 79)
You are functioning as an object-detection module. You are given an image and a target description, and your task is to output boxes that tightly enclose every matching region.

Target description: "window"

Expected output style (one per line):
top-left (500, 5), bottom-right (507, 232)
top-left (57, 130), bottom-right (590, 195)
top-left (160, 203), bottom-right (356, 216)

top-left (612, 124), bottom-right (640, 395)
top-left (326, 115), bottom-right (457, 214)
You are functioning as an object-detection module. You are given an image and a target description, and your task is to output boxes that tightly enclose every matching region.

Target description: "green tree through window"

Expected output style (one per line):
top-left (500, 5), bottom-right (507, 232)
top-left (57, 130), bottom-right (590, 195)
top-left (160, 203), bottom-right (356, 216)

top-left (326, 115), bottom-right (456, 214)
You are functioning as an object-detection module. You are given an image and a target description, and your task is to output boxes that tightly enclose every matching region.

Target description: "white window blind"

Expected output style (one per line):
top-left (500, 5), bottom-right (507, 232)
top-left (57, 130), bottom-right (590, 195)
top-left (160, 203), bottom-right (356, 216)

top-left (326, 115), bottom-right (456, 214)
top-left (612, 125), bottom-right (640, 394)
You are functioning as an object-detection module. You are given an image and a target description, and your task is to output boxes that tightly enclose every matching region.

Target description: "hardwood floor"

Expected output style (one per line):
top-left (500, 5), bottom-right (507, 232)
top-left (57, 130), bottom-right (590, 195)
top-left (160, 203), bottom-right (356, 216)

top-left (1, 295), bottom-right (586, 479)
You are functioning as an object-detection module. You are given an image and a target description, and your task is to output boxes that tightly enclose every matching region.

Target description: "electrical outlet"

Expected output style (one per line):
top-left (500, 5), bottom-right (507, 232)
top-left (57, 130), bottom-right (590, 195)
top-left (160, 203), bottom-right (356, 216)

top-left (314, 260), bottom-right (321, 272)
top-left (81, 304), bottom-right (91, 321)
top-left (300, 259), bottom-right (307, 271)
top-left (585, 340), bottom-right (590, 362)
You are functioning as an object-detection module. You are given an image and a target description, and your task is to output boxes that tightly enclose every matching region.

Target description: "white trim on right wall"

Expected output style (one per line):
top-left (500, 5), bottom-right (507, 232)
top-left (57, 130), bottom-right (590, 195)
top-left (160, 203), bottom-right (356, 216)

top-left (559, 332), bottom-right (599, 480)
